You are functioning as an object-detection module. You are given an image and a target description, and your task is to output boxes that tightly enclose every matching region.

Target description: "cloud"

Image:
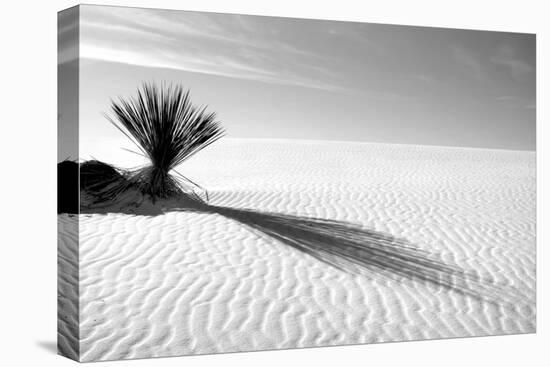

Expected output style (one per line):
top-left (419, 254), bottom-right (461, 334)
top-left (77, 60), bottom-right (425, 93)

top-left (491, 57), bottom-right (533, 79)
top-left (495, 95), bottom-right (536, 112)
top-left (451, 45), bottom-right (486, 80)
top-left (490, 44), bottom-right (533, 80)
top-left (78, 6), bottom-right (345, 92)
top-left (58, 7), bottom-right (79, 65)
top-left (495, 95), bottom-right (517, 101)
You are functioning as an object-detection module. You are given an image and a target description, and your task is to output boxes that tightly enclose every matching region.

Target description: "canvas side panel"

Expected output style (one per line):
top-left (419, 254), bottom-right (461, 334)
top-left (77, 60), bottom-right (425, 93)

top-left (57, 5), bottom-right (80, 361)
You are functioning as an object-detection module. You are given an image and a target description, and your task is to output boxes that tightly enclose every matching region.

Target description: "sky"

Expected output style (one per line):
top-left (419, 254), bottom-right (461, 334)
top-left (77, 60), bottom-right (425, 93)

top-left (59, 5), bottom-right (536, 161)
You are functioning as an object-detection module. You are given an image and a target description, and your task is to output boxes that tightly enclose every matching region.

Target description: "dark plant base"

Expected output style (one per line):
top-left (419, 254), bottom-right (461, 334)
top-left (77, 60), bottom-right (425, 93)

top-left (58, 160), bottom-right (79, 214)
top-left (58, 160), bottom-right (207, 214)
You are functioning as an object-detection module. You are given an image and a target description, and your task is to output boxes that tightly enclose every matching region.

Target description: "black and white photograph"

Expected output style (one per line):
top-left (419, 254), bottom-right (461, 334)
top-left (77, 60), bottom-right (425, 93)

top-left (56, 3), bottom-right (536, 363)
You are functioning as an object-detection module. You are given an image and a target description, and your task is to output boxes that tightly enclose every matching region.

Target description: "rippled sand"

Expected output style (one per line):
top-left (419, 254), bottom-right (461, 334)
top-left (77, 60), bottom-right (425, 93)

top-left (58, 138), bottom-right (536, 362)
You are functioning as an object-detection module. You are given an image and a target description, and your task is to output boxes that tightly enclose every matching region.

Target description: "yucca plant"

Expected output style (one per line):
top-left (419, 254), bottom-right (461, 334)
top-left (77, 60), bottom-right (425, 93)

top-left (101, 82), bottom-right (225, 204)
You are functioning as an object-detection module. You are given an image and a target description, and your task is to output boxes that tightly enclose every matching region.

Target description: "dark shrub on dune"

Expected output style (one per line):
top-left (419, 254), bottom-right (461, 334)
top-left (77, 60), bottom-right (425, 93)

top-left (58, 160), bottom-right (79, 214)
top-left (79, 160), bottom-right (133, 208)
top-left (80, 160), bottom-right (126, 192)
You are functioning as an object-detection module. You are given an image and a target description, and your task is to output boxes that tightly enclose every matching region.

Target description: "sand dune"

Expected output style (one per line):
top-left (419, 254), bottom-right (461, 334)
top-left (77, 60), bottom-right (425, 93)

top-left (57, 215), bottom-right (79, 360)
top-left (58, 138), bottom-right (536, 362)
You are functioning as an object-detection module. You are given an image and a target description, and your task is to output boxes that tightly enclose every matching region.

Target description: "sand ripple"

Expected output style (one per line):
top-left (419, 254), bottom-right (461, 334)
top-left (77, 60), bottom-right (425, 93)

top-left (60, 139), bottom-right (535, 361)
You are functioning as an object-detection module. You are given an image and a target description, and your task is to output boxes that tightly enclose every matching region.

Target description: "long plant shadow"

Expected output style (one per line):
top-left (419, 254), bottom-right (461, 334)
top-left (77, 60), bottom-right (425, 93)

top-left (178, 202), bottom-right (521, 303)
top-left (80, 197), bottom-right (526, 304)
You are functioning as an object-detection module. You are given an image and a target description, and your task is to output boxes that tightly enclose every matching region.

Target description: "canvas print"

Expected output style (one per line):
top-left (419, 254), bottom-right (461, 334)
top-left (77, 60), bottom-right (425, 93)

top-left (57, 5), bottom-right (536, 362)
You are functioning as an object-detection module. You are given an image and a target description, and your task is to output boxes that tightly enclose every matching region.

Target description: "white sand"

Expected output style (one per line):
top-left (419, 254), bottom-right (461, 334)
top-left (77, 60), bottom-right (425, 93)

top-left (58, 138), bottom-right (536, 362)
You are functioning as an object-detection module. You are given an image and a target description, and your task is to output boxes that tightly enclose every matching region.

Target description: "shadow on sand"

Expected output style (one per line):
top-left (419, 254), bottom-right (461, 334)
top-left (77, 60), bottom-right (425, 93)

top-left (80, 196), bottom-right (525, 304)
top-left (35, 340), bottom-right (57, 355)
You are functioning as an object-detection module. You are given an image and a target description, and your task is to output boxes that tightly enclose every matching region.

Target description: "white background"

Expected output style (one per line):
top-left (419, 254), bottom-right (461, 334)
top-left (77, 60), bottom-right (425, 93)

top-left (0, 0), bottom-right (547, 365)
